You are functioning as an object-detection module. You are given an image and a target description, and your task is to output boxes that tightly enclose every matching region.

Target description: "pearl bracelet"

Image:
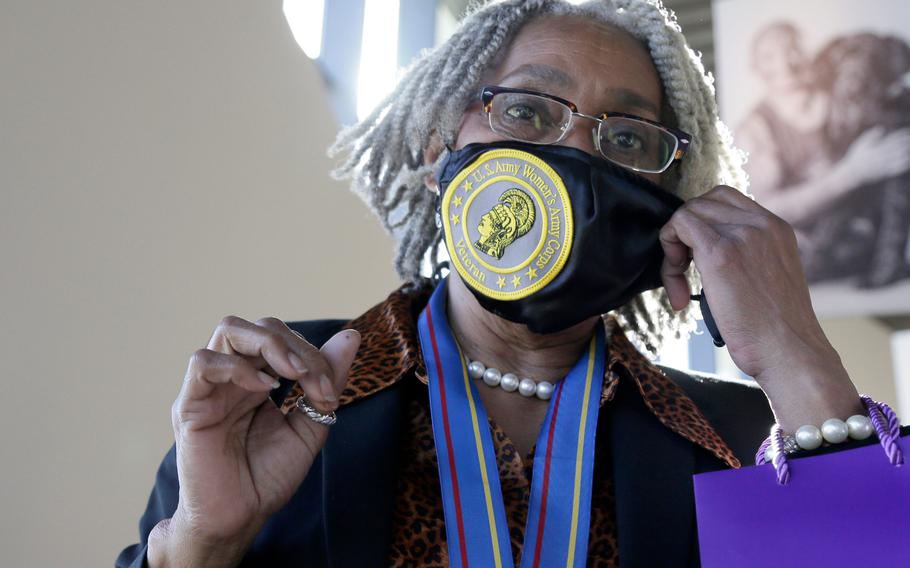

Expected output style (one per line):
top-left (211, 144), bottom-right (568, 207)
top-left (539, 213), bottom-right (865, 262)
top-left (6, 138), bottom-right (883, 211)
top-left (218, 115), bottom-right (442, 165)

top-left (757, 395), bottom-right (904, 486)
top-left (766, 414), bottom-right (874, 462)
top-left (790, 415), bottom-right (875, 450)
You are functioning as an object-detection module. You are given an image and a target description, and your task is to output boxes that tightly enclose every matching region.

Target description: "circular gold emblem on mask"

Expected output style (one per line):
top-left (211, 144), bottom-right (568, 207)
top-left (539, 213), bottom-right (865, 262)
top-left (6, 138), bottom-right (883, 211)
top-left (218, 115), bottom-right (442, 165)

top-left (441, 148), bottom-right (573, 300)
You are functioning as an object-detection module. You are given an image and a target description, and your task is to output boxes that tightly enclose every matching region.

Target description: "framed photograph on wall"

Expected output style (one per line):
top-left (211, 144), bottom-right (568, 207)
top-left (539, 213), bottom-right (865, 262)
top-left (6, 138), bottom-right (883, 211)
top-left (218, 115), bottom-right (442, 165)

top-left (714, 0), bottom-right (910, 316)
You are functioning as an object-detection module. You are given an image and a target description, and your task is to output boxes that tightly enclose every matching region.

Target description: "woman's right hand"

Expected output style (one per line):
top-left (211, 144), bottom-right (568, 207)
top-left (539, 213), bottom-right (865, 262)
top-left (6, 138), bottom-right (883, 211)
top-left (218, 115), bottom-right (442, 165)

top-left (148, 316), bottom-right (360, 567)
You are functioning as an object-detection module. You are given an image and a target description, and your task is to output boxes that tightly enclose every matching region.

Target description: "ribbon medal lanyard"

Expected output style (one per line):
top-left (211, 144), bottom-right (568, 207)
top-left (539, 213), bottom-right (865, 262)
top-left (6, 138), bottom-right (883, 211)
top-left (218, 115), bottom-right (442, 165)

top-left (417, 277), bottom-right (606, 568)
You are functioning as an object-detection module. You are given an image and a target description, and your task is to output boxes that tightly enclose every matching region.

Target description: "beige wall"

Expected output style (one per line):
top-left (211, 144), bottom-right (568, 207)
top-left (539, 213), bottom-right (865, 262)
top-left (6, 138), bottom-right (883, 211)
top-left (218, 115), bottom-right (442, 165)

top-left (819, 316), bottom-right (897, 408)
top-left (0, 1), bottom-right (398, 566)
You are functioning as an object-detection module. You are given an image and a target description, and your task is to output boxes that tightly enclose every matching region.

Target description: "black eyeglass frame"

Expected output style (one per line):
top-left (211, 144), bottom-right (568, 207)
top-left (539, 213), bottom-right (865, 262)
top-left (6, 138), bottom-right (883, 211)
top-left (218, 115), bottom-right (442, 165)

top-left (479, 85), bottom-right (692, 174)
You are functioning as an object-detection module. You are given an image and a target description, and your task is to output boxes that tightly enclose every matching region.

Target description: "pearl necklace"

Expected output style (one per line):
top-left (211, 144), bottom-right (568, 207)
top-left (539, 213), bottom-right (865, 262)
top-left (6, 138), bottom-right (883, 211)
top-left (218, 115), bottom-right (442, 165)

top-left (466, 359), bottom-right (555, 400)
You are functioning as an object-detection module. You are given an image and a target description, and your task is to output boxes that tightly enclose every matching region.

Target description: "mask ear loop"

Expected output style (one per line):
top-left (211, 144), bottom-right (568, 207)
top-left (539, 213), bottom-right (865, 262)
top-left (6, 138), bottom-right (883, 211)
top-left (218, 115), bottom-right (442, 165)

top-left (690, 290), bottom-right (725, 347)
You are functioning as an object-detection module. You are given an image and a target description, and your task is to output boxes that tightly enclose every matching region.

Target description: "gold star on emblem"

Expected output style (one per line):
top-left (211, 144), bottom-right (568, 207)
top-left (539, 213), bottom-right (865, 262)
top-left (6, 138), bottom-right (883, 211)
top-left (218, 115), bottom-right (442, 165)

top-left (496, 276), bottom-right (506, 289)
top-left (511, 274), bottom-right (522, 288)
top-left (463, 181), bottom-right (474, 192)
top-left (453, 195), bottom-right (463, 207)
top-left (526, 266), bottom-right (538, 280)
top-left (450, 213), bottom-right (460, 225)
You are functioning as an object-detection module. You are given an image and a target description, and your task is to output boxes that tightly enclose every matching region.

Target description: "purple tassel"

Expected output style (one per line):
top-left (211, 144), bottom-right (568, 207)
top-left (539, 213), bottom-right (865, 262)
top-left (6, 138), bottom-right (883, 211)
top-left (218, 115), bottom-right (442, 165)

top-left (755, 437), bottom-right (772, 466)
top-left (862, 396), bottom-right (905, 466)
top-left (769, 424), bottom-right (791, 485)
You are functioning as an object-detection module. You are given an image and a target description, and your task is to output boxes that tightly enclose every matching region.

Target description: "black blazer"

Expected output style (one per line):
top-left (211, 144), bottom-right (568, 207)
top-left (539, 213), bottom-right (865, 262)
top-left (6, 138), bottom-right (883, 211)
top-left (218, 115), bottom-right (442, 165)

top-left (117, 318), bottom-right (776, 568)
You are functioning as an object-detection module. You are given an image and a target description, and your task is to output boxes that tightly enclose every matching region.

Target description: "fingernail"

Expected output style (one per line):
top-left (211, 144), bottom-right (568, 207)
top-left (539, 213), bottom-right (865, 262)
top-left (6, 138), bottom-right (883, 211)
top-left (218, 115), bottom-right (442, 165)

top-left (288, 352), bottom-right (308, 374)
top-left (319, 374), bottom-right (337, 402)
top-left (258, 371), bottom-right (280, 389)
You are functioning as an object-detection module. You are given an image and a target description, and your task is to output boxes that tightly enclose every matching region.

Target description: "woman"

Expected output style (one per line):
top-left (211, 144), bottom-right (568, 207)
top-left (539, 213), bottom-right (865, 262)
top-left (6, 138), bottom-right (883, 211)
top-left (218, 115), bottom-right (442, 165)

top-left (118, 1), bottom-right (869, 566)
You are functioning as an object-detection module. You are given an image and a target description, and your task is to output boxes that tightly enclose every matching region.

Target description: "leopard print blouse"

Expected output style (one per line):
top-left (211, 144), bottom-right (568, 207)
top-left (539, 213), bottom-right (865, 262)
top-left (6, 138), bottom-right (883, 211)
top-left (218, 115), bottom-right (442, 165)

top-left (280, 282), bottom-right (740, 566)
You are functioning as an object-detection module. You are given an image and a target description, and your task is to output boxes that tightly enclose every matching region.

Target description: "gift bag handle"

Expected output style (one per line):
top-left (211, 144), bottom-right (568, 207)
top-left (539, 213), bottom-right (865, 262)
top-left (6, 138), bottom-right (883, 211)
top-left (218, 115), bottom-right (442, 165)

top-left (755, 396), bottom-right (905, 485)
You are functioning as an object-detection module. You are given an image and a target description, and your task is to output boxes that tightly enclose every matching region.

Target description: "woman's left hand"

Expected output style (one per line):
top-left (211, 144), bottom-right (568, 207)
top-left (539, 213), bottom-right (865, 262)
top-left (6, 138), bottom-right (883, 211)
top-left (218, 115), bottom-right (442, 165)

top-left (657, 185), bottom-right (864, 430)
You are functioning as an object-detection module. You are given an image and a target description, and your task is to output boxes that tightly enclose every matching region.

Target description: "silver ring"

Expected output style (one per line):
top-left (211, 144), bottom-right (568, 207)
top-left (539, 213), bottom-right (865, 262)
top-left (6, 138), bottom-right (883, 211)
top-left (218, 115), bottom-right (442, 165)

top-left (295, 395), bottom-right (337, 426)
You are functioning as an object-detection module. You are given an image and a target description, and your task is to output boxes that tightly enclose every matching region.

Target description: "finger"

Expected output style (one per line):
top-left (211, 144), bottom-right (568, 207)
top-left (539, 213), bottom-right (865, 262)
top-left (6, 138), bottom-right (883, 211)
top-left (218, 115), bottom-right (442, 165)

top-left (254, 317), bottom-right (338, 411)
top-left (683, 195), bottom-right (771, 229)
top-left (254, 317), bottom-right (328, 379)
top-left (320, 329), bottom-right (361, 398)
top-left (180, 348), bottom-right (278, 402)
top-left (292, 329), bottom-right (361, 415)
top-left (682, 195), bottom-right (782, 236)
top-left (684, 197), bottom-right (799, 262)
top-left (660, 206), bottom-right (721, 310)
top-left (698, 185), bottom-right (757, 212)
top-left (206, 316), bottom-right (309, 382)
top-left (660, 206), bottom-right (723, 264)
top-left (659, 212), bottom-right (703, 311)
top-left (659, 245), bottom-right (692, 312)
top-left (286, 330), bottom-right (360, 435)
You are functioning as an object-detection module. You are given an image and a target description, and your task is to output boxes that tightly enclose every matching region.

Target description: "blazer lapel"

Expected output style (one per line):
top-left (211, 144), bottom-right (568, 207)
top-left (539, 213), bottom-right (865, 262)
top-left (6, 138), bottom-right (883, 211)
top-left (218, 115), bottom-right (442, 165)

top-left (609, 374), bottom-right (699, 567)
top-left (321, 382), bottom-right (407, 568)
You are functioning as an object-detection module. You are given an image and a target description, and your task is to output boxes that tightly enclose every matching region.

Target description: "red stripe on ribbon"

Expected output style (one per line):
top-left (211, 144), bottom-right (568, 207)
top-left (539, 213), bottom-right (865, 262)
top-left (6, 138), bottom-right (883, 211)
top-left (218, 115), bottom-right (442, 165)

top-left (531, 381), bottom-right (564, 568)
top-left (426, 305), bottom-right (470, 568)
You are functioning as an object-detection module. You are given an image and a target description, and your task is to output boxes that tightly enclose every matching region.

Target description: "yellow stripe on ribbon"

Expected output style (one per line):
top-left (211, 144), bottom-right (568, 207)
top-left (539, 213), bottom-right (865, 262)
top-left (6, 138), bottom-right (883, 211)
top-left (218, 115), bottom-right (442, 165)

top-left (565, 335), bottom-right (597, 568)
top-left (456, 343), bottom-right (504, 568)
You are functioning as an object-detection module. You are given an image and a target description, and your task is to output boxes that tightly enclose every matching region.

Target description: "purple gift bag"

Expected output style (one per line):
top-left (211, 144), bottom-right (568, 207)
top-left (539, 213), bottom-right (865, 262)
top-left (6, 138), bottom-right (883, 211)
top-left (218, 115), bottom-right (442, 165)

top-left (694, 410), bottom-right (909, 567)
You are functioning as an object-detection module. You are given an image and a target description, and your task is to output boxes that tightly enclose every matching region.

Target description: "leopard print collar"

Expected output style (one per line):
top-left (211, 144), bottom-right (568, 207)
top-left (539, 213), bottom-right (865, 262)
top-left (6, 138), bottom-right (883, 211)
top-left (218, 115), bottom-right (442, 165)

top-left (281, 279), bottom-right (740, 468)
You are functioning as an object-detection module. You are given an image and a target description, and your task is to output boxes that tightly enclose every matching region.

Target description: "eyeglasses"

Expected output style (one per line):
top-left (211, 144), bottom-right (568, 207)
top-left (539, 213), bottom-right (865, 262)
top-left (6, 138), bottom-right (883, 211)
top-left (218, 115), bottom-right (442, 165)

top-left (480, 85), bottom-right (691, 174)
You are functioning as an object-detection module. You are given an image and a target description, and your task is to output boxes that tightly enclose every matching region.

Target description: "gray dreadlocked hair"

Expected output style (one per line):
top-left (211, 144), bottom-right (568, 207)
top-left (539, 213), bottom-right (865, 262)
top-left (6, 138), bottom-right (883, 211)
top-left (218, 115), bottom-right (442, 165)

top-left (328, 0), bottom-right (749, 356)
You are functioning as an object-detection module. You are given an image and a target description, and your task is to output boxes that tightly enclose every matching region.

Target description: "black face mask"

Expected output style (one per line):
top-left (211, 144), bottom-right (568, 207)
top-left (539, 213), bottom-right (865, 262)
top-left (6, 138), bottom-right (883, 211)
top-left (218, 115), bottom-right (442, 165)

top-left (435, 140), bottom-right (685, 334)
